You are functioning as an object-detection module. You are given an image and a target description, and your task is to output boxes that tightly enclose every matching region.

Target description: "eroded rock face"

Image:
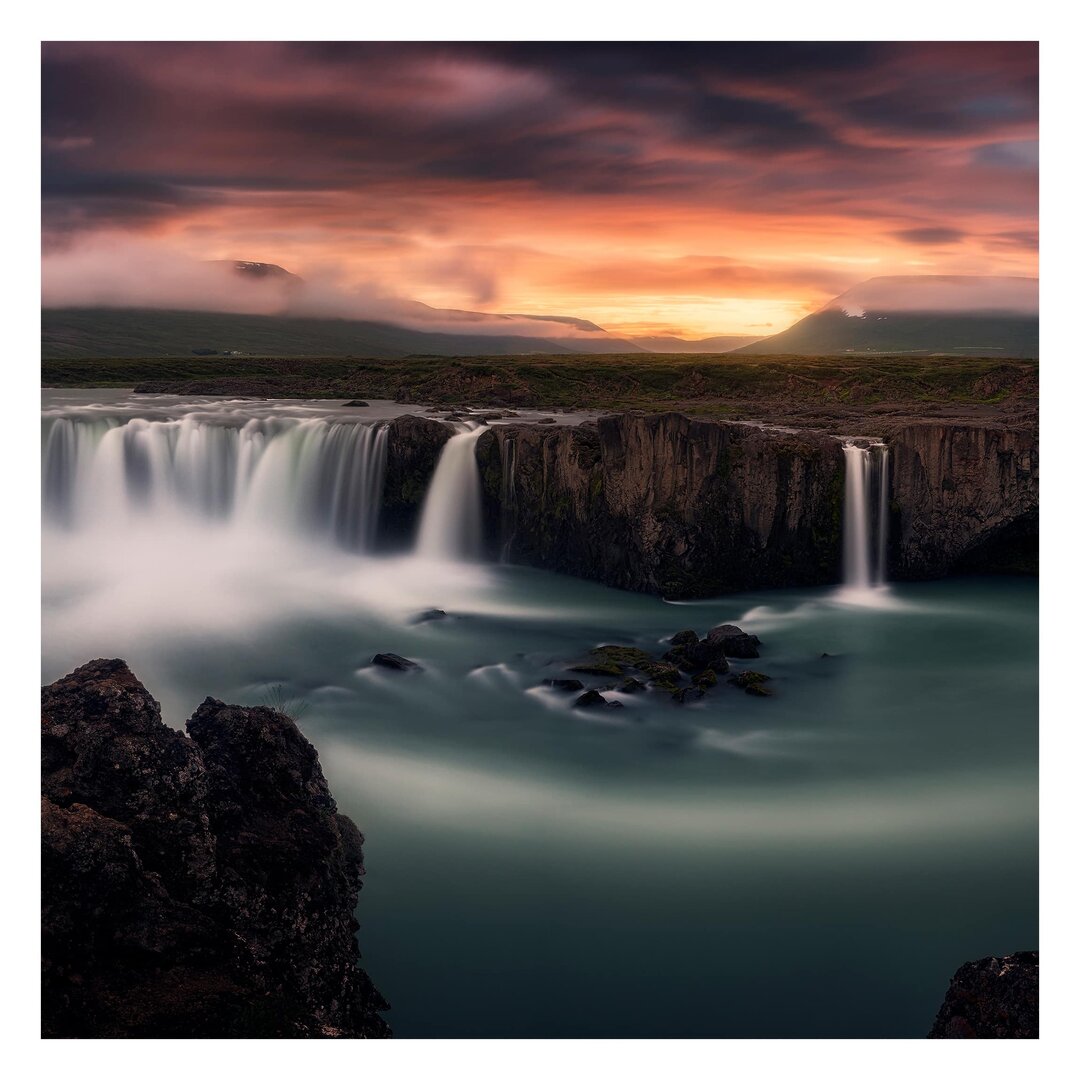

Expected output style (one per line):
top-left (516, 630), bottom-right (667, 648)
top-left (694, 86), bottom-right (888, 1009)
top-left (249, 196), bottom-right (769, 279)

top-left (889, 422), bottom-right (1038, 579)
top-left (477, 413), bottom-right (845, 598)
top-left (466, 412), bottom-right (1037, 597)
top-left (41, 659), bottom-right (390, 1039)
top-left (929, 951), bottom-right (1038, 1038)
top-left (378, 414), bottom-right (451, 549)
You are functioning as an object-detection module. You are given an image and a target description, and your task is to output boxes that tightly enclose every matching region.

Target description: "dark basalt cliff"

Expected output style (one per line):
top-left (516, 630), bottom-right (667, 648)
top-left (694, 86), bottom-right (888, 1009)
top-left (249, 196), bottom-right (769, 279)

top-left (379, 415), bottom-right (450, 549)
top-left (929, 951), bottom-right (1038, 1038)
top-left (41, 659), bottom-right (389, 1039)
top-left (471, 413), bottom-right (1037, 598)
top-left (477, 413), bottom-right (844, 598)
top-left (889, 421), bottom-right (1038, 578)
top-left (376, 410), bottom-right (1037, 597)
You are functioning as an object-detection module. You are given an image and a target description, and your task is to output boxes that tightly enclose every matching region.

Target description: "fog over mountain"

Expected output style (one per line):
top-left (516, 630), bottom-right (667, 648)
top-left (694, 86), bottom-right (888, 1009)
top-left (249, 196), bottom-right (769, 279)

top-left (41, 238), bottom-right (1038, 360)
top-left (40, 238), bottom-right (640, 348)
top-left (735, 276), bottom-right (1038, 358)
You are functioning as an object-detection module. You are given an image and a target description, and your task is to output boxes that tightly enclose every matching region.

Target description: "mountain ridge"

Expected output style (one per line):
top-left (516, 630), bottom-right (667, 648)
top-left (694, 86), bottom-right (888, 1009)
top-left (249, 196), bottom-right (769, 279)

top-left (736, 275), bottom-right (1038, 358)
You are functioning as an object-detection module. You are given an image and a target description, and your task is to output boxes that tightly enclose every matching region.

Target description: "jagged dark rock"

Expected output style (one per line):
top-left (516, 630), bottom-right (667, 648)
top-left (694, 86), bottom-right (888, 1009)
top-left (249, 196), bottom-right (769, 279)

top-left (705, 624), bottom-right (761, 659)
top-left (371, 652), bottom-right (421, 671)
top-left (929, 952), bottom-right (1038, 1038)
top-left (544, 678), bottom-right (586, 692)
top-left (665, 638), bottom-right (731, 674)
top-left (379, 414), bottom-right (451, 549)
top-left (341, 399), bottom-right (369, 407)
top-left (671, 686), bottom-right (706, 705)
top-left (890, 423), bottom-right (1038, 580)
top-left (411, 608), bottom-right (447, 624)
top-left (727, 670), bottom-right (773, 696)
top-left (572, 689), bottom-right (622, 710)
top-left (41, 659), bottom-right (390, 1039)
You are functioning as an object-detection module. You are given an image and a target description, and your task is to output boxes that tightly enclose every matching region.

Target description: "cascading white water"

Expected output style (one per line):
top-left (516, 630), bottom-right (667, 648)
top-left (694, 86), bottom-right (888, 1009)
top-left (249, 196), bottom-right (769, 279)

top-left (841, 440), bottom-right (890, 594)
top-left (42, 414), bottom-right (388, 551)
top-left (415, 424), bottom-right (486, 560)
top-left (842, 443), bottom-right (873, 589)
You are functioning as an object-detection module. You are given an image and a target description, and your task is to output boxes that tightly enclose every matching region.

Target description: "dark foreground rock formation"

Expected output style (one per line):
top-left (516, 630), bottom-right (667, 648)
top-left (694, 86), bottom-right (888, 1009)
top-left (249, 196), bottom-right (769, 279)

top-left (929, 952), bottom-right (1038, 1039)
top-left (42, 659), bottom-right (389, 1038)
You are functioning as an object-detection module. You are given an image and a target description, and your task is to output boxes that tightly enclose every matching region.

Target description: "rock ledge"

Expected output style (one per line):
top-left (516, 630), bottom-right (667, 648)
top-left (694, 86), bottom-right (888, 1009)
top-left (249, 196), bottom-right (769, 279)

top-left (41, 658), bottom-right (390, 1038)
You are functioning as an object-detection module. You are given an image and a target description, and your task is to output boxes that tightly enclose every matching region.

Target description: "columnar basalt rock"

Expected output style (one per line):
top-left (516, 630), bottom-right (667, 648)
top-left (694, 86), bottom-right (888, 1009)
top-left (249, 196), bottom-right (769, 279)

top-left (476, 413), bottom-right (845, 598)
top-left (466, 412), bottom-right (1037, 597)
top-left (41, 659), bottom-right (390, 1039)
top-left (378, 414), bottom-right (451, 549)
top-left (888, 421), bottom-right (1038, 578)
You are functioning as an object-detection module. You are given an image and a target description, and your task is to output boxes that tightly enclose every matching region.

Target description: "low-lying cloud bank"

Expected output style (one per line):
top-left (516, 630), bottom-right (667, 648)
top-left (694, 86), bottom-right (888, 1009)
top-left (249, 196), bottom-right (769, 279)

top-left (41, 236), bottom-right (613, 339)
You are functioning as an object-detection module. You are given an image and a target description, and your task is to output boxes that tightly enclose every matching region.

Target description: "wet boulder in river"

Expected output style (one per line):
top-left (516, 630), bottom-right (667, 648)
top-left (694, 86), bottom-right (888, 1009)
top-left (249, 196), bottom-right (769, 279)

top-left (705, 624), bottom-right (761, 659)
top-left (572, 689), bottom-right (623, 709)
top-left (371, 652), bottom-right (422, 672)
top-left (544, 678), bottom-right (585, 693)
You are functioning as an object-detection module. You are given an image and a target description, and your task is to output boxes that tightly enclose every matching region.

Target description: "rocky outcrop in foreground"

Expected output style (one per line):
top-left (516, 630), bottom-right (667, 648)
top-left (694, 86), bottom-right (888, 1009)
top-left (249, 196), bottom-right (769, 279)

top-left (42, 659), bottom-right (389, 1038)
top-left (929, 952), bottom-right (1038, 1038)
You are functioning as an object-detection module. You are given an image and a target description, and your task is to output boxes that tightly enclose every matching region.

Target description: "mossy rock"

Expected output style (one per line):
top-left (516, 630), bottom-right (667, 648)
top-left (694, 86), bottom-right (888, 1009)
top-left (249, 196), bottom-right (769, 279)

top-left (692, 668), bottom-right (718, 689)
top-left (648, 674), bottom-right (682, 693)
top-left (636, 659), bottom-right (682, 682)
top-left (671, 686), bottom-right (706, 705)
top-left (592, 645), bottom-right (654, 668)
top-left (727, 670), bottom-right (773, 696)
top-left (569, 645), bottom-right (670, 678)
top-left (568, 659), bottom-right (623, 677)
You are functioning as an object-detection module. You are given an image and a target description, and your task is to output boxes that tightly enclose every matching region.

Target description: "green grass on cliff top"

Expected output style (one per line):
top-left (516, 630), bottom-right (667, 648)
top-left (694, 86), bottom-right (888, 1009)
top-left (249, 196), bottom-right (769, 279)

top-left (41, 352), bottom-right (1038, 415)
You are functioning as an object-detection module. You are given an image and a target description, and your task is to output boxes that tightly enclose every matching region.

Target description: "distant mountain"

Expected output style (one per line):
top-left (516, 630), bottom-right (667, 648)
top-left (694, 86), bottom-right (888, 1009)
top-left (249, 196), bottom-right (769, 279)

top-left (632, 335), bottom-right (761, 353)
top-left (208, 260), bottom-right (302, 283)
top-left (42, 259), bottom-right (648, 358)
top-left (41, 308), bottom-right (647, 360)
top-left (734, 276), bottom-right (1038, 358)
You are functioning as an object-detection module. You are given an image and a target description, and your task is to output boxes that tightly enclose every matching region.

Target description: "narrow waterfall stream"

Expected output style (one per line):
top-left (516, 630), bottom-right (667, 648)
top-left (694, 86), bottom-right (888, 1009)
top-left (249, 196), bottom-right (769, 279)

top-left (415, 424), bottom-right (486, 560)
top-left (841, 440), bottom-right (890, 596)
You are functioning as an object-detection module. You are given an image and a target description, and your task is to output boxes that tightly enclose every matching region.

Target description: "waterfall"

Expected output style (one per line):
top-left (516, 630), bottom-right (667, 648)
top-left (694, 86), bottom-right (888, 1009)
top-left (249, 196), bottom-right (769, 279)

top-left (841, 440), bottom-right (890, 593)
top-left (415, 425), bottom-right (486, 560)
top-left (42, 414), bottom-right (389, 552)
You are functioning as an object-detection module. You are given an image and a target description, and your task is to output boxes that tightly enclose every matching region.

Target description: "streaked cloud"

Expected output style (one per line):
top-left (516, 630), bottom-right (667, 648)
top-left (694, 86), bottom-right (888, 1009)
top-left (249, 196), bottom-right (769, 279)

top-left (41, 42), bottom-right (1038, 336)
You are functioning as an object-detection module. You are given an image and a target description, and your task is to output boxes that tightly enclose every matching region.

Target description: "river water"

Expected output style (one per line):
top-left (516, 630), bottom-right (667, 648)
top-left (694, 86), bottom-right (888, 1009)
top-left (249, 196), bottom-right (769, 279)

top-left (40, 392), bottom-right (1038, 1038)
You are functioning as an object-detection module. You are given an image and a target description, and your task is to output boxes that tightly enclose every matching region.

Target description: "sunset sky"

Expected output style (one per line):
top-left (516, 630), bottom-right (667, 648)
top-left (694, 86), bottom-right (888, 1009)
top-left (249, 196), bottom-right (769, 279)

top-left (41, 42), bottom-right (1038, 338)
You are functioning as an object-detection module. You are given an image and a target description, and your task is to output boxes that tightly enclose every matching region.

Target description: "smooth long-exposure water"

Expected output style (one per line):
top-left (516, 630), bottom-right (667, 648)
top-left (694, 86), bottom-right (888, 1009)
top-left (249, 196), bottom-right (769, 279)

top-left (41, 393), bottom-right (1038, 1038)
